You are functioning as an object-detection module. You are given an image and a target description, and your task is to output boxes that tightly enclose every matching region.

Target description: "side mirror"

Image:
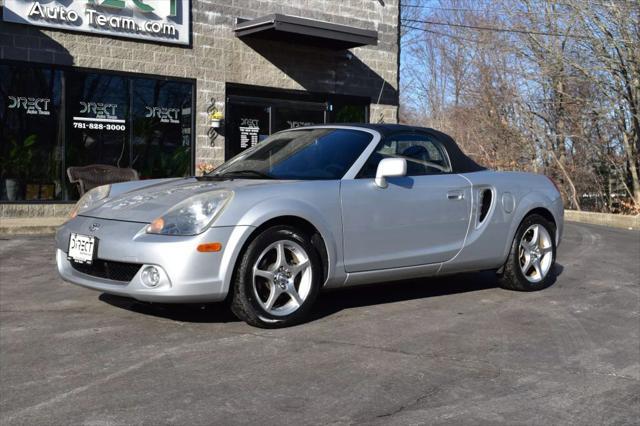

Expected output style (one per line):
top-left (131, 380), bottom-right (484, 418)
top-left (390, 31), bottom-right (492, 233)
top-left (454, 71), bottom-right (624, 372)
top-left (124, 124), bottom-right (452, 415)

top-left (375, 158), bottom-right (407, 188)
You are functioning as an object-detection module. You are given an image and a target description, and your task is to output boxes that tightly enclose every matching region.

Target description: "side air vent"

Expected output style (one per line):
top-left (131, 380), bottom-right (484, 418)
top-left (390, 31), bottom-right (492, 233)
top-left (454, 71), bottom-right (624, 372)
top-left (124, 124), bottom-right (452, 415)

top-left (478, 189), bottom-right (492, 223)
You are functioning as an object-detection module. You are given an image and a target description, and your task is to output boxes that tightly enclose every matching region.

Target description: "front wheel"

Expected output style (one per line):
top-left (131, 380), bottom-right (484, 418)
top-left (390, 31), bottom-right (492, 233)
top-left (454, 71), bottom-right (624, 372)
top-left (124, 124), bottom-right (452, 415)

top-left (498, 214), bottom-right (556, 291)
top-left (230, 225), bottom-right (322, 328)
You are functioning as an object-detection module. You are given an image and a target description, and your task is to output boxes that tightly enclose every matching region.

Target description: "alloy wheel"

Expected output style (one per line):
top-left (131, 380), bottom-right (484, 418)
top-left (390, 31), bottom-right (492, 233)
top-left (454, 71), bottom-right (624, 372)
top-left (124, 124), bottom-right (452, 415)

top-left (518, 224), bottom-right (553, 283)
top-left (252, 240), bottom-right (313, 316)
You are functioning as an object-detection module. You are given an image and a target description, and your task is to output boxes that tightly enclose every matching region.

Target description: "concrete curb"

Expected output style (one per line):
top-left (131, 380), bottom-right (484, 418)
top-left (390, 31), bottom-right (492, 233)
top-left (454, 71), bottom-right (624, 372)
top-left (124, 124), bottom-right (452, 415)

top-left (0, 218), bottom-right (64, 236)
top-left (565, 210), bottom-right (639, 230)
top-left (0, 226), bottom-right (59, 236)
top-left (1, 203), bottom-right (73, 218)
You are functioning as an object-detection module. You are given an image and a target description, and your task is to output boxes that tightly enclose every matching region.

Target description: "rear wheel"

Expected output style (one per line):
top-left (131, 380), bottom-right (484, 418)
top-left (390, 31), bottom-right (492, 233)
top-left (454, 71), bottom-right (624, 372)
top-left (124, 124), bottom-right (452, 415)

top-left (230, 225), bottom-right (322, 328)
top-left (498, 214), bottom-right (556, 291)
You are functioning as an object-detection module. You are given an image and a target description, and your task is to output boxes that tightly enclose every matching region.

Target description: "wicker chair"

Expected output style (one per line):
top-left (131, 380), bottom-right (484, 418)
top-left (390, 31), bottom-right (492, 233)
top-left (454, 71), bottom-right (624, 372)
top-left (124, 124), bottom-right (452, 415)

top-left (67, 165), bottom-right (139, 196)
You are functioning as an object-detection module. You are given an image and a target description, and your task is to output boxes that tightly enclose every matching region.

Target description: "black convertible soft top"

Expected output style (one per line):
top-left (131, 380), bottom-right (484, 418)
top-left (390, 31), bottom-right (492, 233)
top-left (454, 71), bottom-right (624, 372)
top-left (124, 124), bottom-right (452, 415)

top-left (340, 123), bottom-right (486, 174)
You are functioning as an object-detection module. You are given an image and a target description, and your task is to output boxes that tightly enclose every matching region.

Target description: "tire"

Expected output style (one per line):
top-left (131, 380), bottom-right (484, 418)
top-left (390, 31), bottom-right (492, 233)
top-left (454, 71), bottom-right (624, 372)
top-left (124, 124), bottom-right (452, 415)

top-left (498, 213), bottom-right (557, 291)
top-left (230, 225), bottom-right (322, 328)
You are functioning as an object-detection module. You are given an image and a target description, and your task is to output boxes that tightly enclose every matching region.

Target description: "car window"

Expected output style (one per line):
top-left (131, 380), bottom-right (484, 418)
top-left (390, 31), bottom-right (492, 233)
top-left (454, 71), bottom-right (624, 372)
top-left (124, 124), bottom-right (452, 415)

top-left (357, 133), bottom-right (452, 178)
top-left (212, 128), bottom-right (373, 180)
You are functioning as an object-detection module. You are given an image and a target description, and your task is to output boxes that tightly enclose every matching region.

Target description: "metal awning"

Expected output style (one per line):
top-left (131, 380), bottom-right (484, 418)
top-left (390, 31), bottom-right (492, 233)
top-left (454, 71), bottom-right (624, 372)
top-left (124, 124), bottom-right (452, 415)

top-left (234, 14), bottom-right (378, 50)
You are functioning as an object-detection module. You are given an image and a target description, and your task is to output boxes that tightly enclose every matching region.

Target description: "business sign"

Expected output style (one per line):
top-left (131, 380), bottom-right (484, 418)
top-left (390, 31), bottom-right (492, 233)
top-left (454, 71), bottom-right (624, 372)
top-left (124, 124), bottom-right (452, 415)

top-left (8, 96), bottom-right (51, 115)
top-left (3, 0), bottom-right (190, 45)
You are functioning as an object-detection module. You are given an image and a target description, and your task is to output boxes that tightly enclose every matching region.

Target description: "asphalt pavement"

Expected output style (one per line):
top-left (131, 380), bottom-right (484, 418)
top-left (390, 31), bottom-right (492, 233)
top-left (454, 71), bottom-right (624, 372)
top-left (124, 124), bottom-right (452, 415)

top-left (0, 222), bottom-right (639, 425)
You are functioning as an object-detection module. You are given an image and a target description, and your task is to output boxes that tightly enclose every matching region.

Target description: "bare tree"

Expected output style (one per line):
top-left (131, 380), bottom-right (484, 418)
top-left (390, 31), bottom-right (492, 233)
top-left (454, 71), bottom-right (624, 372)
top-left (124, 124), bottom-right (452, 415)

top-left (401, 0), bottom-right (640, 213)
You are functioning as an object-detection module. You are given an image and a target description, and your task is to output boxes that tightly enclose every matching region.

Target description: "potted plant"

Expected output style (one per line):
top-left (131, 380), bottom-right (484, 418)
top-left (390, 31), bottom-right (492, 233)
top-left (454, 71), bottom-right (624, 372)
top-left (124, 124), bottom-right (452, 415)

top-left (1, 134), bottom-right (36, 201)
top-left (196, 161), bottom-right (215, 176)
top-left (209, 110), bottom-right (224, 128)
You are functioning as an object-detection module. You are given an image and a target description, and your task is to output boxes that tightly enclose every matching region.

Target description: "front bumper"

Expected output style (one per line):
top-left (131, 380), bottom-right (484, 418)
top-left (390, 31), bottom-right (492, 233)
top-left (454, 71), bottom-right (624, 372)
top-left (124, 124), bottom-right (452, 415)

top-left (55, 215), bottom-right (253, 303)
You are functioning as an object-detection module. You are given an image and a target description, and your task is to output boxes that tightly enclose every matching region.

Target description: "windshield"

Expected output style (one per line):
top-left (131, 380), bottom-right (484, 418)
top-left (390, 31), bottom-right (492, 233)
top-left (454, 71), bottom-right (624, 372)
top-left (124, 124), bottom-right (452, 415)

top-left (210, 128), bottom-right (373, 180)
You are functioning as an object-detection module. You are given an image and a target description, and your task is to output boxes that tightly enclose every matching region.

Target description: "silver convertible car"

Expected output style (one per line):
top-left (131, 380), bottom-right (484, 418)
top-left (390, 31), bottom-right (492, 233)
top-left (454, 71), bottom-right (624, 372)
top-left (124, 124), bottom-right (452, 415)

top-left (56, 124), bottom-right (563, 328)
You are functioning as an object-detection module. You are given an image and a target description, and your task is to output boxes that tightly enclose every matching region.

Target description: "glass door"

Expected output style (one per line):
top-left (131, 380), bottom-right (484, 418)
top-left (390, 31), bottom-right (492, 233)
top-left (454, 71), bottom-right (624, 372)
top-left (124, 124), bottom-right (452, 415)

top-left (224, 85), bottom-right (371, 161)
top-left (272, 103), bottom-right (326, 133)
top-left (225, 101), bottom-right (271, 160)
top-left (225, 96), bottom-right (327, 160)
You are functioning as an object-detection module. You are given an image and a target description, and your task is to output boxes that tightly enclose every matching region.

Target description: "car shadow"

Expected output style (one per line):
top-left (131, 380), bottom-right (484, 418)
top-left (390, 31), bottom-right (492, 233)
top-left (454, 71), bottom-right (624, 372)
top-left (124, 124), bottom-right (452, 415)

top-left (98, 264), bottom-right (564, 325)
top-left (310, 263), bottom-right (563, 322)
top-left (309, 271), bottom-right (498, 322)
top-left (98, 293), bottom-right (241, 323)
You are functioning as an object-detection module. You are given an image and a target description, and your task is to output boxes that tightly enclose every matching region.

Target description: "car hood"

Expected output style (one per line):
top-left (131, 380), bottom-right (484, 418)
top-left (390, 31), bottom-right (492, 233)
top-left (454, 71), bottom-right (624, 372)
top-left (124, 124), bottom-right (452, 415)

top-left (80, 177), bottom-right (279, 223)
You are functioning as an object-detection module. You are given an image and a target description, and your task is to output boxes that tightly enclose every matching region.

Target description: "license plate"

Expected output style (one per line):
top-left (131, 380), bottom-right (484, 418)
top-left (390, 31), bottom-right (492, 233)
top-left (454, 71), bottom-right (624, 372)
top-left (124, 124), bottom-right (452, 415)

top-left (68, 233), bottom-right (97, 264)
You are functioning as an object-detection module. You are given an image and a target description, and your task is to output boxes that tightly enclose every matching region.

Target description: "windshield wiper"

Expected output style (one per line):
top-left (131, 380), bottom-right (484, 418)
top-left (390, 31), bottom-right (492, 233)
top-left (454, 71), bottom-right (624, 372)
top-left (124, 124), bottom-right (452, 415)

top-left (216, 170), bottom-right (274, 179)
top-left (195, 175), bottom-right (232, 181)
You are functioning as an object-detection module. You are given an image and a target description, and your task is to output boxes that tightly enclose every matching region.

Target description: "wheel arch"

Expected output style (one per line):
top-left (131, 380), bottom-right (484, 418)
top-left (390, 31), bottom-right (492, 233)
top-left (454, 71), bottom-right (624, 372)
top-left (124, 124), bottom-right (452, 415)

top-left (223, 211), bottom-right (335, 301)
top-left (525, 207), bottom-right (557, 229)
top-left (241, 216), bottom-right (330, 284)
top-left (501, 192), bottom-right (561, 263)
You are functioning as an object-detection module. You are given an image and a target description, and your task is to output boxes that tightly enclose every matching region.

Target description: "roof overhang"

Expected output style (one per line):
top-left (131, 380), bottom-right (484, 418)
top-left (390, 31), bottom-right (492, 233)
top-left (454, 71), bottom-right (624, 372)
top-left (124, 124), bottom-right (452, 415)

top-left (234, 14), bottom-right (378, 50)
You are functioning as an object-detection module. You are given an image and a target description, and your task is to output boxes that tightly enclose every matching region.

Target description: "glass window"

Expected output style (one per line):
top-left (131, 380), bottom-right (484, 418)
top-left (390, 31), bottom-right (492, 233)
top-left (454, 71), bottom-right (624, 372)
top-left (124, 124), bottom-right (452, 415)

top-left (332, 103), bottom-right (367, 123)
top-left (358, 133), bottom-right (451, 178)
top-left (213, 128), bottom-right (372, 180)
top-left (0, 64), bottom-right (63, 201)
top-left (225, 103), bottom-right (271, 159)
top-left (272, 106), bottom-right (325, 133)
top-left (1, 61), bottom-right (194, 202)
top-left (131, 78), bottom-right (193, 179)
top-left (65, 71), bottom-right (130, 192)
top-left (224, 86), bottom-right (370, 161)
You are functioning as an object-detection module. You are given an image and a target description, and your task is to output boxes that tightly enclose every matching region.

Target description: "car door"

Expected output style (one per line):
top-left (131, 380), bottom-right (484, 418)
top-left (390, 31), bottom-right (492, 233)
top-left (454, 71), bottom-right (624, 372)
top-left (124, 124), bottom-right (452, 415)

top-left (340, 132), bottom-right (472, 272)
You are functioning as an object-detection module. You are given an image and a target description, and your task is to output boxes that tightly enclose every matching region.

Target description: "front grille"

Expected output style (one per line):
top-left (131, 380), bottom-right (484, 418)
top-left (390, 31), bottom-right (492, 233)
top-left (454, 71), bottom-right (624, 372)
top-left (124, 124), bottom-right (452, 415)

top-left (70, 259), bottom-right (142, 283)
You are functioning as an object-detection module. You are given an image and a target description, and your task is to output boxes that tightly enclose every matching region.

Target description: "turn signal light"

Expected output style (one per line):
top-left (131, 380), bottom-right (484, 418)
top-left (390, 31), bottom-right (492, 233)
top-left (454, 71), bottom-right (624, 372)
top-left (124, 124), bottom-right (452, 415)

top-left (147, 218), bottom-right (165, 233)
top-left (197, 242), bottom-right (222, 252)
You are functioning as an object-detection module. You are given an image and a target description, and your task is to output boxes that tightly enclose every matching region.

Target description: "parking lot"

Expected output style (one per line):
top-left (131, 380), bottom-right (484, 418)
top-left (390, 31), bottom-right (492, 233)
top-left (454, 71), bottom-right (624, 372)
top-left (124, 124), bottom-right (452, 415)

top-left (1, 222), bottom-right (638, 425)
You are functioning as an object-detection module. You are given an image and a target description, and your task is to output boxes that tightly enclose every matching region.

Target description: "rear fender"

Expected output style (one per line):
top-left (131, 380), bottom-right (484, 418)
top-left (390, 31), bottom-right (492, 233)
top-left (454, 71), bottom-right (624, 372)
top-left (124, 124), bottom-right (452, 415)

top-left (502, 191), bottom-right (561, 262)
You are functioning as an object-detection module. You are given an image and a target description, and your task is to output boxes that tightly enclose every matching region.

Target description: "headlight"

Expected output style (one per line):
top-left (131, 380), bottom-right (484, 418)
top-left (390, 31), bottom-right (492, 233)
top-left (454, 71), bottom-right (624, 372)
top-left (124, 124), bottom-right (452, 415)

top-left (146, 191), bottom-right (232, 236)
top-left (69, 185), bottom-right (111, 219)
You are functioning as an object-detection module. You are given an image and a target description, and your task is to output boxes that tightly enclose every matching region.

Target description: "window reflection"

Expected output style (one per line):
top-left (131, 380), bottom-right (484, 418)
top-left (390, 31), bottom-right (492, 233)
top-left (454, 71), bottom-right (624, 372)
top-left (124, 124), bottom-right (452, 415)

top-left (0, 64), bottom-right (63, 201)
top-left (131, 78), bottom-right (192, 179)
top-left (1, 61), bottom-right (194, 202)
top-left (225, 103), bottom-right (270, 159)
top-left (66, 72), bottom-right (130, 199)
top-left (272, 107), bottom-right (325, 133)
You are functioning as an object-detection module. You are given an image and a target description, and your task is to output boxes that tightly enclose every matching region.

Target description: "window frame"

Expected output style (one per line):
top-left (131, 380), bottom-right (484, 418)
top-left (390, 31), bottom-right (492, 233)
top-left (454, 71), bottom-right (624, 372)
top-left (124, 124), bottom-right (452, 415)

top-left (355, 131), bottom-right (454, 179)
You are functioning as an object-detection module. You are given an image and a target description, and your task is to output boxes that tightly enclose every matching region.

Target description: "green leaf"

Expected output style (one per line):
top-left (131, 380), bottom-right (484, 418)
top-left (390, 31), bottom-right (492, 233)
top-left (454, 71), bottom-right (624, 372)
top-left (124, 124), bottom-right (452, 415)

top-left (23, 134), bottom-right (37, 147)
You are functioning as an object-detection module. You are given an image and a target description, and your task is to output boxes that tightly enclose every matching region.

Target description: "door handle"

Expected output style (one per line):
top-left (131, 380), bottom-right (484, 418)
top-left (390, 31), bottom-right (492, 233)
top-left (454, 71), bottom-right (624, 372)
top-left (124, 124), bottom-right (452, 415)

top-left (447, 191), bottom-right (464, 200)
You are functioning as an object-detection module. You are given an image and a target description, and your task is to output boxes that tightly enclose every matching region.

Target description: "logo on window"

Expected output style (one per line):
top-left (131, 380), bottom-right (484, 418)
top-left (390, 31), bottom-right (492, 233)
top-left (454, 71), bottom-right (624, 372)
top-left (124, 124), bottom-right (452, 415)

top-left (145, 106), bottom-right (180, 124)
top-left (80, 102), bottom-right (118, 120)
top-left (8, 96), bottom-right (51, 116)
top-left (239, 118), bottom-right (260, 149)
top-left (241, 118), bottom-right (259, 127)
top-left (287, 121), bottom-right (315, 128)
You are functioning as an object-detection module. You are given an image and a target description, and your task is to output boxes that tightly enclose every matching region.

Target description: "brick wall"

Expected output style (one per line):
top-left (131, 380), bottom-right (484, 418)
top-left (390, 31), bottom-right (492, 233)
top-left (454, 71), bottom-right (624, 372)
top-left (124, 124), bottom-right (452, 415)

top-left (0, 0), bottom-right (399, 166)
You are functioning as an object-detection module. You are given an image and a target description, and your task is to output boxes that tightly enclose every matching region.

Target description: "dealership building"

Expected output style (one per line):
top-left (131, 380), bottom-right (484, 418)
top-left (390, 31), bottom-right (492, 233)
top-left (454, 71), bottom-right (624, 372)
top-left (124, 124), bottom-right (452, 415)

top-left (0, 0), bottom-right (399, 205)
